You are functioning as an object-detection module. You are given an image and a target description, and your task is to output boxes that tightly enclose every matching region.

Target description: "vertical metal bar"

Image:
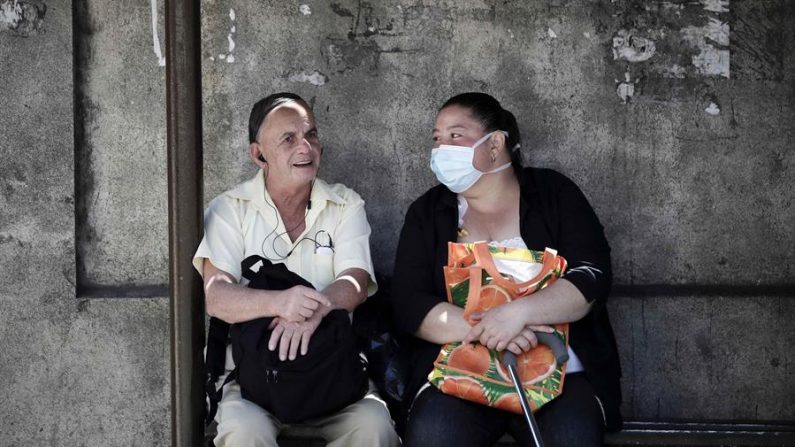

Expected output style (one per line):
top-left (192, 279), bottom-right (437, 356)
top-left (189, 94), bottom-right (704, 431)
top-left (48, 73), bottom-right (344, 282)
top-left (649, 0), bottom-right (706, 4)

top-left (165, 0), bottom-right (205, 445)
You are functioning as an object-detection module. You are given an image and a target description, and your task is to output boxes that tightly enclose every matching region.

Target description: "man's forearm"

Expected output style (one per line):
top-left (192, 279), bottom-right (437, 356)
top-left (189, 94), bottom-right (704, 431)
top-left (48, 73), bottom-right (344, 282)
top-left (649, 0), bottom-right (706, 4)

top-left (206, 280), bottom-right (282, 323)
top-left (319, 268), bottom-right (369, 314)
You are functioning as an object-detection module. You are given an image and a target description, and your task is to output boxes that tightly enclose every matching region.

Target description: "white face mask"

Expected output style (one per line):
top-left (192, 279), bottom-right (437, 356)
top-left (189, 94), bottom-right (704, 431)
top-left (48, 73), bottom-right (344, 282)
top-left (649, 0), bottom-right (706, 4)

top-left (430, 131), bottom-right (512, 193)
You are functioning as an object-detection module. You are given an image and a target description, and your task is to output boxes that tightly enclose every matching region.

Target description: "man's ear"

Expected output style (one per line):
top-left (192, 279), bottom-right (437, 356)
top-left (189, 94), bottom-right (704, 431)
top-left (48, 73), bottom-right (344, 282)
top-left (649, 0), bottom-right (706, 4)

top-left (250, 142), bottom-right (267, 167)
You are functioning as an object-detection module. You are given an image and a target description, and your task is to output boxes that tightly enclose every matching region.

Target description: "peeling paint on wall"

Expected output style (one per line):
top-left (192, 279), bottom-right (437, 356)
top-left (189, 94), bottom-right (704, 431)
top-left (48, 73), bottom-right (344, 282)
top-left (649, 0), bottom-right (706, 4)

top-left (615, 70), bottom-right (639, 103)
top-left (547, 27), bottom-right (557, 39)
top-left (701, 0), bottom-right (729, 13)
top-left (0, 0), bottom-right (45, 36)
top-left (218, 8), bottom-right (236, 63)
top-left (299, 4), bottom-right (311, 16)
top-left (682, 15), bottom-right (730, 78)
top-left (605, 0), bottom-right (732, 103)
top-left (288, 70), bottom-right (328, 86)
top-left (613, 29), bottom-right (656, 62)
top-left (705, 102), bottom-right (721, 115)
top-left (149, 0), bottom-right (166, 66)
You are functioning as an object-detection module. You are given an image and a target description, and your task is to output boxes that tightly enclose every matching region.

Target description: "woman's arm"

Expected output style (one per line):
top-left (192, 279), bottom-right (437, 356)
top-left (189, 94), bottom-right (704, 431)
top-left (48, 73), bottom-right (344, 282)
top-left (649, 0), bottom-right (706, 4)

top-left (464, 278), bottom-right (589, 350)
top-left (416, 302), bottom-right (471, 344)
top-left (466, 171), bottom-right (612, 350)
top-left (390, 195), bottom-right (470, 343)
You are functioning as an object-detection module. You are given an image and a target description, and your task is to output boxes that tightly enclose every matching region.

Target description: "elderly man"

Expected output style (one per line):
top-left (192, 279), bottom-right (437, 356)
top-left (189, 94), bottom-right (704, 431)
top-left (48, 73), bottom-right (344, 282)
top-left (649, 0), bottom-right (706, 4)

top-left (193, 93), bottom-right (399, 446)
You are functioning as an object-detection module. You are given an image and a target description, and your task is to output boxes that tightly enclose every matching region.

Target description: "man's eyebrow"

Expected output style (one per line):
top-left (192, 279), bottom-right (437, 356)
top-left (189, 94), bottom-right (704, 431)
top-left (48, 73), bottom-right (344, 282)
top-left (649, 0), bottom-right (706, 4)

top-left (278, 130), bottom-right (296, 140)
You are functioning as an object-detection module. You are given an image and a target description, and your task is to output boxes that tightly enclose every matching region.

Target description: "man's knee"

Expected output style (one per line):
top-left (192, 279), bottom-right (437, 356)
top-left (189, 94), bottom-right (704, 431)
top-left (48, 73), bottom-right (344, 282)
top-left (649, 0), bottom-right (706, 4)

top-left (213, 425), bottom-right (278, 447)
top-left (341, 397), bottom-right (399, 444)
top-left (214, 401), bottom-right (279, 447)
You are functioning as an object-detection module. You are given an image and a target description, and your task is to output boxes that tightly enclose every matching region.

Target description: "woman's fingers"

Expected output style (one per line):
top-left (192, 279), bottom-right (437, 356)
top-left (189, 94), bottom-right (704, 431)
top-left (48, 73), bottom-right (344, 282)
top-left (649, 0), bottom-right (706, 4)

top-left (513, 334), bottom-right (532, 351)
top-left (520, 329), bottom-right (539, 348)
top-left (463, 324), bottom-right (484, 344)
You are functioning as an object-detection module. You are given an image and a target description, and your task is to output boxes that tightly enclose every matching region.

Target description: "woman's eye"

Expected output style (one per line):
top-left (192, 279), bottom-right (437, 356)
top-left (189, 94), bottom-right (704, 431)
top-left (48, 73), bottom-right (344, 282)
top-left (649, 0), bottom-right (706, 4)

top-left (451, 133), bottom-right (461, 139)
top-left (432, 136), bottom-right (439, 142)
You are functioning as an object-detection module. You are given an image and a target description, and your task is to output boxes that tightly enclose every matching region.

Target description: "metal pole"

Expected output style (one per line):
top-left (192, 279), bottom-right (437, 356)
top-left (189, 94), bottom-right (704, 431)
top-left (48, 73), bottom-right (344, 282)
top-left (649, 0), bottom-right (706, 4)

top-left (504, 352), bottom-right (545, 447)
top-left (165, 0), bottom-right (205, 445)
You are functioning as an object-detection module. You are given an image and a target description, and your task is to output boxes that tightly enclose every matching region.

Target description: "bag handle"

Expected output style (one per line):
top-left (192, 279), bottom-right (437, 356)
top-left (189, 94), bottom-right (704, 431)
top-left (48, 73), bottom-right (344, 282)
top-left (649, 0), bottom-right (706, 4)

top-left (471, 243), bottom-right (559, 295)
top-left (461, 267), bottom-right (484, 324)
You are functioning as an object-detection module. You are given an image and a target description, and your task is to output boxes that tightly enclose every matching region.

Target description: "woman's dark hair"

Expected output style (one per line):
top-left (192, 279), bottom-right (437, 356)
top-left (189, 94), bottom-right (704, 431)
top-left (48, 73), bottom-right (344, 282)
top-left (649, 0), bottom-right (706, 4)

top-left (248, 92), bottom-right (309, 143)
top-left (440, 92), bottom-right (523, 179)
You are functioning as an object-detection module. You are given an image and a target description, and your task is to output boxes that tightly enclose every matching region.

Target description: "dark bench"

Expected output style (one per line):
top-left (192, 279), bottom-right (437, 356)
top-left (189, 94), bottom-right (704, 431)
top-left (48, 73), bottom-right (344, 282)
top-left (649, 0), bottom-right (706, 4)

top-left (207, 420), bottom-right (795, 446)
top-left (205, 278), bottom-right (795, 446)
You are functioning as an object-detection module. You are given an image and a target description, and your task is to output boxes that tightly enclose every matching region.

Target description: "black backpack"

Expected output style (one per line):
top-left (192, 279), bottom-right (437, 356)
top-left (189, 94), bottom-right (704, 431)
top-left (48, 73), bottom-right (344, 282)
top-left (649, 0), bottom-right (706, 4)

top-left (206, 255), bottom-right (368, 424)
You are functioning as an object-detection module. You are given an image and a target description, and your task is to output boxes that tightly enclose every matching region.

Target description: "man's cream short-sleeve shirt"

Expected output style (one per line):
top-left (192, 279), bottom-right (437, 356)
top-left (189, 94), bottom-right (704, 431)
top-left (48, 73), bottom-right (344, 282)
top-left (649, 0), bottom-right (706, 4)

top-left (193, 169), bottom-right (377, 295)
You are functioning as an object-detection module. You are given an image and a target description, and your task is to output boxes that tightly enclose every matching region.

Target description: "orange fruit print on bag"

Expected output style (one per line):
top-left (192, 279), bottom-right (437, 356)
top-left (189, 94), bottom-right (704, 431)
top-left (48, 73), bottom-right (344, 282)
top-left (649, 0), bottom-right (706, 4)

top-left (429, 242), bottom-right (569, 414)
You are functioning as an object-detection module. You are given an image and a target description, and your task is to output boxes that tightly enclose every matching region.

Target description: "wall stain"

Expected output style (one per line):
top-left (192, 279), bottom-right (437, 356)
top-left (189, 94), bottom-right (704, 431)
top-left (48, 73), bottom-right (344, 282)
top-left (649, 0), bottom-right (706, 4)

top-left (695, 333), bottom-right (714, 360)
top-left (0, 0), bottom-right (45, 36)
top-left (730, 2), bottom-right (791, 81)
top-left (73, 0), bottom-right (103, 297)
top-left (330, 3), bottom-right (354, 18)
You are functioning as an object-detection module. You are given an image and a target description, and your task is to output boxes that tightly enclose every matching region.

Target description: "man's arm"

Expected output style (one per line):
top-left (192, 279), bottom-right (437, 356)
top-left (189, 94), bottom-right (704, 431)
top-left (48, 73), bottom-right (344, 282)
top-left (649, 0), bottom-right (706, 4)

top-left (321, 267), bottom-right (369, 312)
top-left (203, 259), bottom-right (331, 324)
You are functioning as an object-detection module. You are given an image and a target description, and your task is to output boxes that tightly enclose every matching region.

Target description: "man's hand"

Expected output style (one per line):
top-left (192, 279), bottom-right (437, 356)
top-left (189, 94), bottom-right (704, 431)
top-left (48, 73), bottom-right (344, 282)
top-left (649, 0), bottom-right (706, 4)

top-left (276, 285), bottom-right (331, 322)
top-left (267, 312), bottom-right (323, 361)
top-left (463, 301), bottom-right (554, 352)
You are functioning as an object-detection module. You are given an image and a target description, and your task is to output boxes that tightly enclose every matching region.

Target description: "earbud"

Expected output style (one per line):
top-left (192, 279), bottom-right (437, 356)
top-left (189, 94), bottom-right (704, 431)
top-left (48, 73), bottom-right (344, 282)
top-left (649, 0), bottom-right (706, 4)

top-left (307, 200), bottom-right (312, 210)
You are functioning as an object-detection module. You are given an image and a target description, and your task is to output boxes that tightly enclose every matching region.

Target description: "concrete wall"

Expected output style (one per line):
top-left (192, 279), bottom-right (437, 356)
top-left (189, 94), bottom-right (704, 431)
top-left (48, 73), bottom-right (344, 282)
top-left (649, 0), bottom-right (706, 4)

top-left (1, 0), bottom-right (170, 445)
top-left (0, 0), bottom-right (792, 444)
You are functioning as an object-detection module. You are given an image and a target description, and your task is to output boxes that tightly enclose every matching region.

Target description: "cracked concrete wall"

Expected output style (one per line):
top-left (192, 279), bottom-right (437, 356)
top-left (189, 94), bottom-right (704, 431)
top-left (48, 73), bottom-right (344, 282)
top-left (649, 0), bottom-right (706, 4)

top-left (0, 0), bottom-right (793, 444)
top-left (1, 0), bottom-right (169, 445)
top-left (73, 0), bottom-right (168, 294)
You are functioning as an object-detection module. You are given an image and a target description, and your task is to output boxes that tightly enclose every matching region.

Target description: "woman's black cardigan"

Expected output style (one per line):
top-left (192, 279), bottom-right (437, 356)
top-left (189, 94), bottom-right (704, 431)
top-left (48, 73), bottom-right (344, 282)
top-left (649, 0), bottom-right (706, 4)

top-left (389, 167), bottom-right (623, 430)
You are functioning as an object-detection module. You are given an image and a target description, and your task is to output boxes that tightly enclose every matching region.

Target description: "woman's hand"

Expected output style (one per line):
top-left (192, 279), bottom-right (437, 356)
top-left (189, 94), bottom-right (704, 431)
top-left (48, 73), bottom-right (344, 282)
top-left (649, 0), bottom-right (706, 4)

top-left (463, 301), bottom-right (554, 351)
top-left (503, 326), bottom-right (556, 354)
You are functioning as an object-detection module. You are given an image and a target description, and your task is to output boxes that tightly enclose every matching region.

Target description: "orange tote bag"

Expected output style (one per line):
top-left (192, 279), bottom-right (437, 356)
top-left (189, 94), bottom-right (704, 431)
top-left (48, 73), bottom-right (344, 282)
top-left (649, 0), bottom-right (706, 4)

top-left (428, 242), bottom-right (569, 414)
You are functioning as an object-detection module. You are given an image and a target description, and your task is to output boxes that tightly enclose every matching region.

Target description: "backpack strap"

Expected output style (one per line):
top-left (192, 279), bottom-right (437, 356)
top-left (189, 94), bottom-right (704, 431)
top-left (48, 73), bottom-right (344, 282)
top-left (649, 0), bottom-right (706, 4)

top-left (241, 255), bottom-right (268, 281)
top-left (205, 316), bottom-right (231, 426)
top-left (206, 364), bottom-right (237, 426)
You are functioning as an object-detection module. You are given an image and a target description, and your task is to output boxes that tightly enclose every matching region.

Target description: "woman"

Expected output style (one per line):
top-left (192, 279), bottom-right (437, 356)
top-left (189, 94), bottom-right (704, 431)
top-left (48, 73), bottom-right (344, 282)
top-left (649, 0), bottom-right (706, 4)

top-left (390, 92), bottom-right (621, 446)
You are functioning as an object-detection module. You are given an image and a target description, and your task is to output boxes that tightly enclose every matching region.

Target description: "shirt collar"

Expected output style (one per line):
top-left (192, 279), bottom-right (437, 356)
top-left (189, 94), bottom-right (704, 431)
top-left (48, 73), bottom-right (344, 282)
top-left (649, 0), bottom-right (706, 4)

top-left (226, 169), bottom-right (346, 208)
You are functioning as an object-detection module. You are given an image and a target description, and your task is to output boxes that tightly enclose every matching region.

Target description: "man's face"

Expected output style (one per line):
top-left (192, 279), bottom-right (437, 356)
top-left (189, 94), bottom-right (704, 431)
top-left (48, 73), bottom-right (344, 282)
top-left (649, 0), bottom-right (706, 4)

top-left (254, 102), bottom-right (321, 191)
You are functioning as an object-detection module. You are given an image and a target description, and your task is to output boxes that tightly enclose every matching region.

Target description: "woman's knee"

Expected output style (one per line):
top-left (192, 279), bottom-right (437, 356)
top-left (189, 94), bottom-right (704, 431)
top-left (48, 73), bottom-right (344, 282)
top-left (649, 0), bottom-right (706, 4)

top-left (404, 388), bottom-right (501, 447)
top-left (344, 397), bottom-right (399, 443)
top-left (532, 375), bottom-right (605, 447)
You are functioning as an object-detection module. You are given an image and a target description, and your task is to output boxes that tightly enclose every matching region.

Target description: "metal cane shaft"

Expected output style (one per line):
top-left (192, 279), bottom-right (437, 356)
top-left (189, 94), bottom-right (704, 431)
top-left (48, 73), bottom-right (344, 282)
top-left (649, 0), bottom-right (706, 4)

top-left (505, 353), bottom-right (545, 447)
